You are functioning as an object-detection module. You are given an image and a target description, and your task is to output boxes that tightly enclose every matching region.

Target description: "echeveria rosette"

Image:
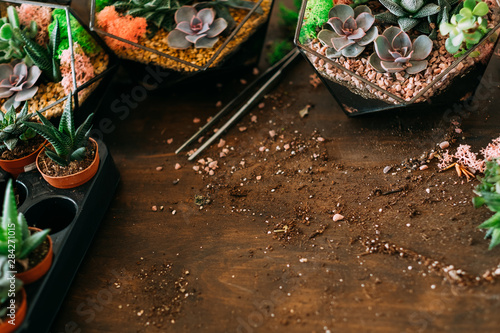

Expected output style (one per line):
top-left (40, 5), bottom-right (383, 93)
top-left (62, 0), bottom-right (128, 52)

top-left (368, 27), bottom-right (433, 74)
top-left (0, 62), bottom-right (40, 111)
top-left (317, 5), bottom-right (378, 58)
top-left (167, 7), bottom-right (228, 49)
top-left (439, 0), bottom-right (490, 55)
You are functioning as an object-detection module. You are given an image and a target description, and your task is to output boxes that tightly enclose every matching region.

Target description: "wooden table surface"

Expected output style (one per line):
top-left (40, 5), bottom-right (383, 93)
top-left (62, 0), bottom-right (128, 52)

top-left (48, 1), bottom-right (500, 332)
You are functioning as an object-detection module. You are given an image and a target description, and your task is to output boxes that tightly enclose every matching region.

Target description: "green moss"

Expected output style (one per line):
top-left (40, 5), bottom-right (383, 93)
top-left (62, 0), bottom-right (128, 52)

top-left (300, 0), bottom-right (332, 43)
top-left (48, 9), bottom-right (101, 58)
top-left (96, 0), bottom-right (115, 12)
top-left (267, 40), bottom-right (294, 65)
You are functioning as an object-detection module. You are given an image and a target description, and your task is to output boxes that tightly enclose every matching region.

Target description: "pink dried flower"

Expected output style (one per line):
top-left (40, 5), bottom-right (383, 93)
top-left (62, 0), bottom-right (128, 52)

top-left (481, 136), bottom-right (500, 165)
top-left (437, 150), bottom-right (454, 169)
top-left (60, 43), bottom-right (95, 95)
top-left (17, 4), bottom-right (52, 45)
top-left (454, 144), bottom-right (484, 172)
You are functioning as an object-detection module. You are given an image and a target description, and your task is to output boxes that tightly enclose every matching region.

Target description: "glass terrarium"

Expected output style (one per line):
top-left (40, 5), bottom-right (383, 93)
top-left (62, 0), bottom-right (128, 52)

top-left (89, 0), bottom-right (275, 83)
top-left (0, 0), bottom-right (116, 119)
top-left (294, 0), bottom-right (500, 116)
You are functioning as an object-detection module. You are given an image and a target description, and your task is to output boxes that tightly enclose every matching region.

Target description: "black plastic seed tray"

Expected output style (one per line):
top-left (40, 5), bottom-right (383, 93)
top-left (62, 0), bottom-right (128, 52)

top-left (0, 139), bottom-right (120, 332)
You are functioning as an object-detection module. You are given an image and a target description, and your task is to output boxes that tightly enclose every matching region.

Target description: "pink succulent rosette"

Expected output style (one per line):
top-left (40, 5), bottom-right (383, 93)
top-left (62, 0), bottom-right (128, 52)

top-left (0, 62), bottom-right (41, 110)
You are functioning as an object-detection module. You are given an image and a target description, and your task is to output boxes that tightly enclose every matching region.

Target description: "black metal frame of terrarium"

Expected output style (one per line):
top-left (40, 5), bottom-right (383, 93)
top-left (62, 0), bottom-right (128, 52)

top-left (0, 0), bottom-right (118, 119)
top-left (294, 0), bottom-right (500, 117)
top-left (89, 0), bottom-right (275, 86)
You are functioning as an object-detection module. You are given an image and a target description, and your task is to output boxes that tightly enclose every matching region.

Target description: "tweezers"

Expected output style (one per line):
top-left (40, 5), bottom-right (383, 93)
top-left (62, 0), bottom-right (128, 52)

top-left (176, 48), bottom-right (301, 161)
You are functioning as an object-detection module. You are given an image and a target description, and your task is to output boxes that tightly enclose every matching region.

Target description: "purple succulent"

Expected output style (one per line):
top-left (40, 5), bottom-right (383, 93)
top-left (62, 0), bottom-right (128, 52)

top-left (167, 6), bottom-right (228, 49)
top-left (0, 62), bottom-right (41, 111)
top-left (318, 5), bottom-right (378, 58)
top-left (368, 27), bottom-right (433, 74)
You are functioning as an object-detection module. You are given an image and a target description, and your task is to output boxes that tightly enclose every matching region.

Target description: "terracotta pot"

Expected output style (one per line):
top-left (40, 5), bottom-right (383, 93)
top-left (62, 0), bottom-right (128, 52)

top-left (0, 142), bottom-right (44, 178)
top-left (0, 288), bottom-right (27, 333)
top-left (36, 138), bottom-right (100, 189)
top-left (16, 227), bottom-right (53, 285)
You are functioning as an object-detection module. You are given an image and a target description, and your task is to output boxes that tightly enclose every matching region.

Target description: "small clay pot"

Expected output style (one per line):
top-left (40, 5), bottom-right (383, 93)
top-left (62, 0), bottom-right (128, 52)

top-left (0, 142), bottom-right (44, 178)
top-left (16, 227), bottom-right (53, 285)
top-left (36, 138), bottom-right (100, 189)
top-left (0, 288), bottom-right (27, 333)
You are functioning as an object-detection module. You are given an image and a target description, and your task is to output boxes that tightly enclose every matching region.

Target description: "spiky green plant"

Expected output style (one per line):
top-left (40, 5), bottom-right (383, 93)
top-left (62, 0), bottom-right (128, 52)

top-left (0, 6), bottom-right (37, 64)
top-left (23, 93), bottom-right (94, 167)
top-left (0, 179), bottom-right (50, 261)
top-left (440, 0), bottom-right (490, 56)
top-left (18, 17), bottom-right (61, 82)
top-left (0, 103), bottom-right (36, 153)
top-left (113, 0), bottom-right (192, 32)
top-left (0, 256), bottom-right (22, 317)
top-left (376, 0), bottom-right (441, 34)
top-left (473, 159), bottom-right (500, 250)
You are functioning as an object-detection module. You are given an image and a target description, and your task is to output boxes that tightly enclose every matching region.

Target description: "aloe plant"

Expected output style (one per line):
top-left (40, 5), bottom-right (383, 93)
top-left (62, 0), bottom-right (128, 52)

top-left (0, 179), bottom-right (50, 262)
top-left (473, 159), bottom-right (500, 249)
top-left (376, 0), bottom-right (441, 34)
top-left (23, 92), bottom-right (94, 167)
top-left (440, 0), bottom-right (490, 56)
top-left (317, 5), bottom-right (378, 58)
top-left (0, 6), bottom-right (37, 64)
top-left (18, 17), bottom-right (61, 82)
top-left (0, 103), bottom-right (36, 153)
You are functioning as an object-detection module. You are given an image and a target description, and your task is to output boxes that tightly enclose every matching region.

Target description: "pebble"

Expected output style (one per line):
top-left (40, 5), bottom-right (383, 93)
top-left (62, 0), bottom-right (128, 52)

top-left (256, 175), bottom-right (262, 180)
top-left (172, 210), bottom-right (177, 215)
top-left (152, 206), bottom-right (158, 212)
top-left (239, 126), bottom-right (247, 132)
top-left (259, 146), bottom-right (266, 152)
top-left (216, 101), bottom-right (222, 107)
top-left (252, 67), bottom-right (259, 75)
top-left (455, 128), bottom-right (462, 133)
top-left (208, 161), bottom-right (218, 169)
top-left (269, 130), bottom-right (276, 138)
top-left (383, 166), bottom-right (392, 174)
top-left (193, 166), bottom-right (200, 172)
top-left (258, 102), bottom-right (265, 109)
top-left (251, 115), bottom-right (258, 123)
top-left (218, 139), bottom-right (226, 148)
top-left (167, 138), bottom-right (173, 144)
top-left (284, 144), bottom-right (290, 150)
top-left (193, 118), bottom-right (201, 124)
top-left (439, 141), bottom-right (450, 149)
top-left (198, 159), bottom-right (206, 165)
top-left (317, 137), bottom-right (325, 142)
top-left (175, 163), bottom-right (182, 170)
top-left (333, 214), bottom-right (344, 222)
top-left (209, 170), bottom-right (215, 176)
top-left (156, 166), bottom-right (163, 171)
top-left (419, 165), bottom-right (428, 170)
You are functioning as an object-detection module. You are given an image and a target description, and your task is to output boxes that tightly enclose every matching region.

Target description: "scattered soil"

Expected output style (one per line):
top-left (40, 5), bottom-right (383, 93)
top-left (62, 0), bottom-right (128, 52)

top-left (38, 139), bottom-right (96, 177)
top-left (105, 0), bottom-right (272, 72)
top-left (114, 260), bottom-right (197, 330)
top-left (0, 135), bottom-right (44, 160)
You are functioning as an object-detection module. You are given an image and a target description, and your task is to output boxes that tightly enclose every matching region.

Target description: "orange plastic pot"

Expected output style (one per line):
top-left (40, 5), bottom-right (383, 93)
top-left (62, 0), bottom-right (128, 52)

top-left (0, 288), bottom-right (27, 333)
top-left (16, 227), bottom-right (53, 285)
top-left (36, 138), bottom-right (100, 189)
top-left (0, 142), bottom-right (44, 178)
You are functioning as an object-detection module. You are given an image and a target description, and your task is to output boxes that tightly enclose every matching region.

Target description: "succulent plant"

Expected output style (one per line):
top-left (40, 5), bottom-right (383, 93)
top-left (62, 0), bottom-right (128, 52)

top-left (0, 62), bottom-right (41, 111)
top-left (23, 92), bottom-right (94, 167)
top-left (194, 0), bottom-right (264, 31)
top-left (376, 0), bottom-right (441, 34)
top-left (19, 17), bottom-right (61, 82)
top-left (0, 179), bottom-right (50, 263)
top-left (167, 7), bottom-right (228, 49)
top-left (113, 0), bottom-right (191, 32)
top-left (0, 102), bottom-right (36, 153)
top-left (317, 5), bottom-right (378, 58)
top-left (473, 159), bottom-right (500, 249)
top-left (0, 6), bottom-right (37, 65)
top-left (440, 0), bottom-right (490, 55)
top-left (0, 256), bottom-right (23, 318)
top-left (368, 26), bottom-right (433, 74)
